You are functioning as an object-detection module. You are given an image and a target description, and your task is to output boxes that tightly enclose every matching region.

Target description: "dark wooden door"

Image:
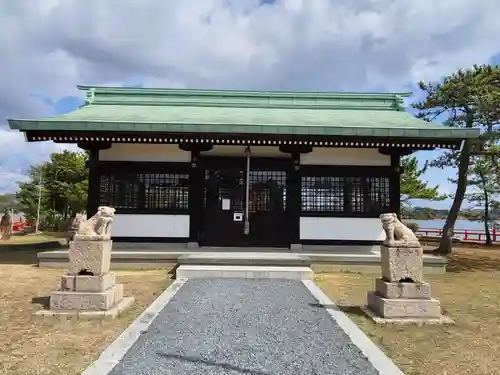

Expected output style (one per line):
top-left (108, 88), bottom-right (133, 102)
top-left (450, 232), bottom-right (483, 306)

top-left (199, 157), bottom-right (290, 247)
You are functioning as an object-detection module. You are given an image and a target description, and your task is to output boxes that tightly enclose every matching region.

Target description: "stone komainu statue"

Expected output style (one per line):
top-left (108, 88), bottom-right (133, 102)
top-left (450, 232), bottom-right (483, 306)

top-left (73, 206), bottom-right (116, 241)
top-left (69, 212), bottom-right (87, 240)
top-left (71, 212), bottom-right (87, 231)
top-left (379, 213), bottom-right (420, 247)
top-left (0, 209), bottom-right (13, 241)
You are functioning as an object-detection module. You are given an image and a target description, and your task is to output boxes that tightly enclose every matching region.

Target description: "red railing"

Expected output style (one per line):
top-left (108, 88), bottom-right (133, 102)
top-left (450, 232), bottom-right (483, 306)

top-left (12, 220), bottom-right (28, 232)
top-left (416, 227), bottom-right (498, 242)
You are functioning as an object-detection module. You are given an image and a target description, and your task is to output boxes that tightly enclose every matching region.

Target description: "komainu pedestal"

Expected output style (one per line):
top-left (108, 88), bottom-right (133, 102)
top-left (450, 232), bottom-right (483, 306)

top-left (364, 213), bottom-right (453, 325)
top-left (35, 206), bottom-right (134, 319)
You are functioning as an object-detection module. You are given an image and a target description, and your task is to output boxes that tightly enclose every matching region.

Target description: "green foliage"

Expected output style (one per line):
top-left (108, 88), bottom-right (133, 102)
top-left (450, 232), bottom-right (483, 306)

top-left (414, 64), bottom-right (500, 169)
top-left (466, 147), bottom-right (500, 206)
top-left (0, 193), bottom-right (19, 212)
top-left (400, 156), bottom-right (447, 205)
top-left (402, 206), bottom-right (446, 220)
top-left (464, 146), bottom-right (500, 244)
top-left (17, 150), bottom-right (88, 230)
top-left (412, 64), bottom-right (500, 253)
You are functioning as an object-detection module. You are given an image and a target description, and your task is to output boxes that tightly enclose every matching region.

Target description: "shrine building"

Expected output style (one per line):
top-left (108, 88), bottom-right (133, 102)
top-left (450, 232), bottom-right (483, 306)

top-left (8, 86), bottom-right (479, 249)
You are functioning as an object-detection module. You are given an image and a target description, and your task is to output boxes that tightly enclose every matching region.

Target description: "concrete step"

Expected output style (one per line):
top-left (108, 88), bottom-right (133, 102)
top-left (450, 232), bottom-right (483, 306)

top-left (177, 252), bottom-right (312, 267)
top-left (175, 265), bottom-right (314, 280)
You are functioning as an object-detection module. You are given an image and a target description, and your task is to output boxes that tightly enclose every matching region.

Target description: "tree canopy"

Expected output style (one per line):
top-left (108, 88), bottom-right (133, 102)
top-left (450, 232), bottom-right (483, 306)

top-left (400, 156), bottom-right (447, 205)
top-left (17, 150), bottom-right (88, 230)
top-left (413, 64), bottom-right (500, 253)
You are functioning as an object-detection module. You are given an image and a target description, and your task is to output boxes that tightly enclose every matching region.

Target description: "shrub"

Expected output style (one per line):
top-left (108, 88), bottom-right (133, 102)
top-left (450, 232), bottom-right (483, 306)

top-left (404, 221), bottom-right (420, 233)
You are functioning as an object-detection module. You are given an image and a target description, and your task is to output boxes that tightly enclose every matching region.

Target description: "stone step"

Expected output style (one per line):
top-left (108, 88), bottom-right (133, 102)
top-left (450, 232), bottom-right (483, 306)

top-left (175, 265), bottom-right (314, 280)
top-left (177, 252), bottom-right (311, 267)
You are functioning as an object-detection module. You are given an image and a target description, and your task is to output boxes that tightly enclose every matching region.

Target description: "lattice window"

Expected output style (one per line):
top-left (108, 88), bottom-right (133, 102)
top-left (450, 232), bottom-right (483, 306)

top-left (203, 169), bottom-right (287, 212)
top-left (301, 176), bottom-right (344, 212)
top-left (141, 173), bottom-right (189, 210)
top-left (98, 171), bottom-right (189, 212)
top-left (115, 175), bottom-right (142, 209)
top-left (249, 170), bottom-right (287, 212)
top-left (364, 176), bottom-right (390, 212)
top-left (99, 175), bottom-right (111, 206)
top-left (301, 175), bottom-right (390, 215)
top-left (346, 177), bottom-right (363, 213)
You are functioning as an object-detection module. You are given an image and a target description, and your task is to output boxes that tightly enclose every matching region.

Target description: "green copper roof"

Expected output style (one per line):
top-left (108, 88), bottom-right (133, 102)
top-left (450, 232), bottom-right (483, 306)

top-left (7, 85), bottom-right (480, 140)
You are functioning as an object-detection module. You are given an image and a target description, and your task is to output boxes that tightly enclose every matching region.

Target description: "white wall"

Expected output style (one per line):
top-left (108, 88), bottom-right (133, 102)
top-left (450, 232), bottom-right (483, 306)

top-left (99, 144), bottom-right (388, 165)
top-left (111, 214), bottom-right (190, 238)
top-left (99, 144), bottom-right (191, 162)
top-left (110, 214), bottom-right (384, 241)
top-left (299, 217), bottom-right (385, 241)
top-left (301, 148), bottom-right (390, 166)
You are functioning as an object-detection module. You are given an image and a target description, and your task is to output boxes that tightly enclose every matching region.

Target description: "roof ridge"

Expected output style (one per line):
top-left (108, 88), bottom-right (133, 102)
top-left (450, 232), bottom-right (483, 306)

top-left (79, 85), bottom-right (407, 111)
top-left (77, 84), bottom-right (412, 97)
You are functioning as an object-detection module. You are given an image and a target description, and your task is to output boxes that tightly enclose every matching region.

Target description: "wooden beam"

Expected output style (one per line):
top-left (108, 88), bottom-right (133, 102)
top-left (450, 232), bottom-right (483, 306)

top-left (179, 143), bottom-right (213, 152)
top-left (77, 141), bottom-right (112, 151)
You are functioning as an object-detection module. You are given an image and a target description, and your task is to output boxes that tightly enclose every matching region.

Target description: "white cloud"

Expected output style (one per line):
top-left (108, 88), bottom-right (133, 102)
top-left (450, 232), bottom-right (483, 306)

top-left (1, 0), bottom-right (500, 192)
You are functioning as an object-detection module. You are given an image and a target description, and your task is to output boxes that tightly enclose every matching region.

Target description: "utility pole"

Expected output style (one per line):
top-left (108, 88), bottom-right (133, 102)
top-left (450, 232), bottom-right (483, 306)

top-left (10, 208), bottom-right (14, 234)
top-left (35, 172), bottom-right (43, 233)
top-left (244, 146), bottom-right (251, 235)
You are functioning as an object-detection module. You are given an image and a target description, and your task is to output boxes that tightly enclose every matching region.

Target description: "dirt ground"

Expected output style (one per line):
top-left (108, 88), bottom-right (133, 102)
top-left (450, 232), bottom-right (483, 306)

top-left (1, 233), bottom-right (499, 375)
top-left (316, 248), bottom-right (500, 375)
top-left (0, 247), bottom-right (172, 375)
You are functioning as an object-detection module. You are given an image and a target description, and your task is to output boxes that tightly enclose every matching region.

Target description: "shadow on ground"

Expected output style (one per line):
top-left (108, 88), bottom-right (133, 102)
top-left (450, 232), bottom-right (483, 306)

top-left (169, 264), bottom-right (179, 280)
top-left (0, 243), bottom-right (66, 265)
top-left (31, 296), bottom-right (50, 309)
top-left (446, 253), bottom-right (500, 273)
top-left (155, 352), bottom-right (271, 375)
top-left (0, 247), bottom-right (41, 265)
top-left (0, 238), bottom-right (67, 265)
top-left (308, 302), bottom-right (367, 318)
top-left (336, 305), bottom-right (367, 317)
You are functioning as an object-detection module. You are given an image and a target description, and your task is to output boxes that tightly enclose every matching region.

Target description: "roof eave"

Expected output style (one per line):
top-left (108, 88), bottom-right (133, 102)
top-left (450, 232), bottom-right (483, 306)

top-left (8, 119), bottom-right (481, 140)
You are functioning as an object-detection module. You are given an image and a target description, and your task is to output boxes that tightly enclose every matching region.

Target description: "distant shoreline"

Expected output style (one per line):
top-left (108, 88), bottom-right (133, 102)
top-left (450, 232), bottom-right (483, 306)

top-left (402, 216), bottom-right (487, 221)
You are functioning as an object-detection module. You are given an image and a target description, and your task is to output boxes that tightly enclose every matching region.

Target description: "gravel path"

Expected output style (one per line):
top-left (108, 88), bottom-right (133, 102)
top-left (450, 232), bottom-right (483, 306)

top-left (108, 279), bottom-right (380, 375)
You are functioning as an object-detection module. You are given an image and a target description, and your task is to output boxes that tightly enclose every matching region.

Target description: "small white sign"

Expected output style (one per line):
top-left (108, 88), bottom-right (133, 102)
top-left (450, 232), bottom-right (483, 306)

top-left (222, 199), bottom-right (231, 211)
top-left (233, 212), bottom-right (243, 222)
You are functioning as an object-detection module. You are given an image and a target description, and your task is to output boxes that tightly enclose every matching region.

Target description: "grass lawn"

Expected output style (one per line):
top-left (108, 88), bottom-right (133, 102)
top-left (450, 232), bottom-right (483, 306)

top-left (0, 232), bottom-right (66, 245)
top-left (0, 247), bottom-right (172, 375)
top-left (316, 247), bottom-right (500, 375)
top-left (1, 240), bottom-right (498, 375)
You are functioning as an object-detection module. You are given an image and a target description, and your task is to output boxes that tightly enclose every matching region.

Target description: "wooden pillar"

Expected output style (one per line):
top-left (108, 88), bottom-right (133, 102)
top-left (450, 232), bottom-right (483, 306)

top-left (86, 147), bottom-right (101, 217)
top-left (287, 152), bottom-right (301, 248)
top-left (188, 150), bottom-right (204, 247)
top-left (280, 145), bottom-right (312, 250)
top-left (181, 143), bottom-right (212, 248)
top-left (390, 153), bottom-right (402, 218)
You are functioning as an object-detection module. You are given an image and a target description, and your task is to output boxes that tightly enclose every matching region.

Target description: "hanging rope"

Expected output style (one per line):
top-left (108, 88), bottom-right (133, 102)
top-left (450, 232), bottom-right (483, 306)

top-left (244, 146), bottom-right (251, 235)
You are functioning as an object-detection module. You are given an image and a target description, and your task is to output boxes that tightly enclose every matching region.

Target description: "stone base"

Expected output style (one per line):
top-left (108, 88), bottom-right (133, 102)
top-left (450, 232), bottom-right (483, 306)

top-left (35, 297), bottom-right (134, 319)
top-left (361, 305), bottom-right (454, 325)
top-left (60, 273), bottom-right (116, 292)
top-left (367, 291), bottom-right (442, 319)
top-left (380, 245), bottom-right (423, 282)
top-left (375, 278), bottom-right (431, 299)
top-left (50, 284), bottom-right (124, 311)
top-left (176, 265), bottom-right (313, 280)
top-left (68, 239), bottom-right (112, 275)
